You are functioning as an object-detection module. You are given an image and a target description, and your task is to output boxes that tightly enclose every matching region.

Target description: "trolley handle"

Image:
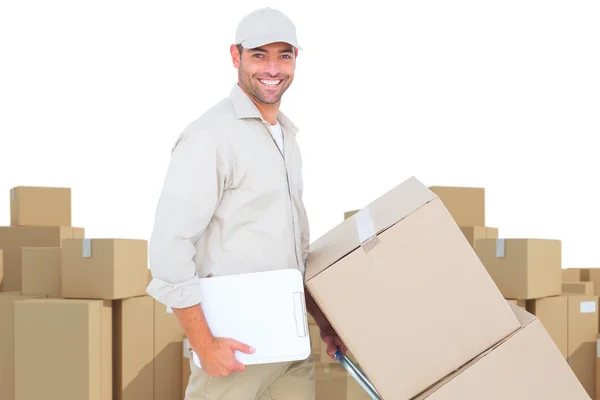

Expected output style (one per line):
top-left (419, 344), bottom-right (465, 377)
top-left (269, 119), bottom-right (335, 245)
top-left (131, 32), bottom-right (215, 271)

top-left (334, 346), bottom-right (382, 400)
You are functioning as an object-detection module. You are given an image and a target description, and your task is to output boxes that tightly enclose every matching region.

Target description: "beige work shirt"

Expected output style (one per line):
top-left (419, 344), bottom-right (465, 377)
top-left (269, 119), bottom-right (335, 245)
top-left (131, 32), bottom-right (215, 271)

top-left (146, 83), bottom-right (310, 309)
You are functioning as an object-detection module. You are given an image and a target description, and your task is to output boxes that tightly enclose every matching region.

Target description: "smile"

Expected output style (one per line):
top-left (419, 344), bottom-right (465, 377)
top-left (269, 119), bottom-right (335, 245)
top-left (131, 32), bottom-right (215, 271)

top-left (259, 79), bottom-right (282, 87)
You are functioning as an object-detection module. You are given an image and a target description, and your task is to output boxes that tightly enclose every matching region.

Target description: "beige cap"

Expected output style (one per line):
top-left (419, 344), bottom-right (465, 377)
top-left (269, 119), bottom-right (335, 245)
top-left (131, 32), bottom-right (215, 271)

top-left (235, 7), bottom-right (302, 50)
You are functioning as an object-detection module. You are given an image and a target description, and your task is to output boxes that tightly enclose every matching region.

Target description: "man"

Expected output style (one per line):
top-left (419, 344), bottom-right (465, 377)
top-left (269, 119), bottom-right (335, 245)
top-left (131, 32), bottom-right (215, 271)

top-left (146, 7), bottom-right (347, 399)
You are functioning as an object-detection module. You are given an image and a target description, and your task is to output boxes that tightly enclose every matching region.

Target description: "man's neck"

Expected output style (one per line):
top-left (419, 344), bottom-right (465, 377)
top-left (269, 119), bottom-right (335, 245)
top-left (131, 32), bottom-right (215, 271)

top-left (239, 84), bottom-right (279, 125)
top-left (253, 101), bottom-right (279, 126)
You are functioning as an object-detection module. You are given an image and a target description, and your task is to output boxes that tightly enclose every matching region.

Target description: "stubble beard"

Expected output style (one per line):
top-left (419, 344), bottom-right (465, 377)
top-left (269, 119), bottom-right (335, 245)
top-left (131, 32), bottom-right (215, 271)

top-left (238, 64), bottom-right (291, 105)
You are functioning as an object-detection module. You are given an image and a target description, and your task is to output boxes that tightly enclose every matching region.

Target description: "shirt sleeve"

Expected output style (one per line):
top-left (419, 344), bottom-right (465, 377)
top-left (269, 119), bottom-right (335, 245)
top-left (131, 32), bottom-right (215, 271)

top-left (146, 127), bottom-right (228, 309)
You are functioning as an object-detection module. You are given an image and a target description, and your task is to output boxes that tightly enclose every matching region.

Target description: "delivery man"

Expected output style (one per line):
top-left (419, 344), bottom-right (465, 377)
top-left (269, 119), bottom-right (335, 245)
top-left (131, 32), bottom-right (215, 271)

top-left (146, 7), bottom-right (347, 399)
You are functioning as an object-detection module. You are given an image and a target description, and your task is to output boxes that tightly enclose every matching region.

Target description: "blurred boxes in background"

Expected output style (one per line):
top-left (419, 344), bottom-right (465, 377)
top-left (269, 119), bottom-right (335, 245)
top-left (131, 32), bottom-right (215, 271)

top-left (564, 282), bottom-right (595, 296)
top-left (0, 249), bottom-right (3, 288)
top-left (428, 186), bottom-right (485, 227)
top-left (13, 298), bottom-right (113, 400)
top-left (10, 186), bottom-right (71, 227)
top-left (460, 226), bottom-right (499, 248)
top-left (113, 295), bottom-right (154, 400)
top-left (582, 269), bottom-right (600, 296)
top-left (0, 185), bottom-right (186, 400)
top-left (315, 363), bottom-right (373, 400)
top-left (0, 226), bottom-right (84, 292)
top-left (61, 238), bottom-right (149, 300)
top-left (155, 299), bottom-right (185, 400)
top-left (0, 293), bottom-right (41, 400)
top-left (564, 268), bottom-right (583, 282)
top-left (597, 334), bottom-right (600, 400)
top-left (21, 247), bottom-right (62, 298)
top-left (475, 238), bottom-right (562, 300)
top-left (527, 295), bottom-right (598, 398)
top-left (344, 210), bottom-right (359, 220)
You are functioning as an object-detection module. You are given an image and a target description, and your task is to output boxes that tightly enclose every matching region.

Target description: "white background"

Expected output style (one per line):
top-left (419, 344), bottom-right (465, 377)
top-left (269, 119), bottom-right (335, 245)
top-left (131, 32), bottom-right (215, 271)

top-left (0, 1), bottom-right (598, 269)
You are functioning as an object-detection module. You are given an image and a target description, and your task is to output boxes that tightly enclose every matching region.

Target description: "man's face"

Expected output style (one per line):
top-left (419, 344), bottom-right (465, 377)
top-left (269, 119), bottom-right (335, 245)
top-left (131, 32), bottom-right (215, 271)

top-left (232, 42), bottom-right (296, 105)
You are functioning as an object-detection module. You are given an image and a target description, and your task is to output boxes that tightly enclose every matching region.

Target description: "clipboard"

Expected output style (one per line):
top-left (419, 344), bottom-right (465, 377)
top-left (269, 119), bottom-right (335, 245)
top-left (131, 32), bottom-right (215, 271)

top-left (191, 268), bottom-right (311, 368)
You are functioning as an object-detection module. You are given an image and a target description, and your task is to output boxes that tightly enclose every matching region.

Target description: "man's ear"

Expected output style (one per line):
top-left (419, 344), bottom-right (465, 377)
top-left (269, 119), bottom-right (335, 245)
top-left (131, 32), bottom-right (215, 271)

top-left (230, 44), bottom-right (241, 68)
top-left (295, 48), bottom-right (298, 57)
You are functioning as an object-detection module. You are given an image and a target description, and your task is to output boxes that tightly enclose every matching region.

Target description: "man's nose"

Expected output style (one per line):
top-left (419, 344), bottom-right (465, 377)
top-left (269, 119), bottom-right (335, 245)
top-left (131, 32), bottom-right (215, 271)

top-left (264, 59), bottom-right (281, 77)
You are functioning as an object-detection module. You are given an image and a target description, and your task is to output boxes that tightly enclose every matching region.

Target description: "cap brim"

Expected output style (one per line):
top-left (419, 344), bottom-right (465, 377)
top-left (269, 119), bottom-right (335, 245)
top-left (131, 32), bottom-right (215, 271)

top-left (241, 35), bottom-right (302, 51)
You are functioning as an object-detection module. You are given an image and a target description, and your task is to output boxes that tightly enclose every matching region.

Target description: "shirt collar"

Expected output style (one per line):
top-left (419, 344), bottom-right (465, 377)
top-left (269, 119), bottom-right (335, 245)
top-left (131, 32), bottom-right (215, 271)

top-left (229, 83), bottom-right (300, 136)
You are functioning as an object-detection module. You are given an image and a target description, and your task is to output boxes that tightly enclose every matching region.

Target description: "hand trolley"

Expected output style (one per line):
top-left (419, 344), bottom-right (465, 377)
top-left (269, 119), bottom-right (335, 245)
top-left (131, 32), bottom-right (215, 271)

top-left (334, 347), bottom-right (382, 400)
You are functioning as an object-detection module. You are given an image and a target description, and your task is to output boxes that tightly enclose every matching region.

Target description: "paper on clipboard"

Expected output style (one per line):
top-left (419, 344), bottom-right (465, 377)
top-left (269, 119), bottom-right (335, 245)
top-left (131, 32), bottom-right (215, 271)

top-left (191, 268), bottom-right (311, 368)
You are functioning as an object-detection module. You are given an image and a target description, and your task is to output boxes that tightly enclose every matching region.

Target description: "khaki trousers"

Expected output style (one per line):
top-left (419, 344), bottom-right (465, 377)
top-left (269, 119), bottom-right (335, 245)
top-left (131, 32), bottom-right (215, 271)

top-left (184, 351), bottom-right (316, 400)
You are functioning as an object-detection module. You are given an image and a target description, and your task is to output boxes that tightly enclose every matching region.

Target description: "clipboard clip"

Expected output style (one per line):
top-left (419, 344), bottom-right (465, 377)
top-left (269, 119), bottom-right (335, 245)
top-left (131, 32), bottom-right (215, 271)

top-left (293, 291), bottom-right (308, 337)
top-left (335, 347), bottom-right (382, 400)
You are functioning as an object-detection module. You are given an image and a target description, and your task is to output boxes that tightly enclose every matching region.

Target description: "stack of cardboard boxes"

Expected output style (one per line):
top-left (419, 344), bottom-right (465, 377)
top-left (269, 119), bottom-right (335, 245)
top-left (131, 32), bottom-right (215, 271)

top-left (429, 185), bottom-right (599, 400)
top-left (327, 177), bottom-right (590, 399)
top-left (3, 180), bottom-right (596, 400)
top-left (0, 186), bottom-right (186, 400)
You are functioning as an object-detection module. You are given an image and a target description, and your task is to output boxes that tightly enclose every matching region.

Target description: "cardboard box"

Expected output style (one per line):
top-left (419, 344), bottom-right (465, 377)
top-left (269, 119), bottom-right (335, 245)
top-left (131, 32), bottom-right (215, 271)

top-left (563, 282), bottom-right (595, 296)
top-left (475, 238), bottom-right (562, 300)
top-left (564, 268), bottom-right (583, 282)
top-left (582, 269), bottom-right (600, 296)
top-left (527, 295), bottom-right (598, 398)
top-left (21, 247), bottom-right (62, 297)
top-left (0, 226), bottom-right (84, 292)
top-left (10, 186), bottom-right (71, 227)
top-left (182, 338), bottom-right (191, 400)
top-left (154, 300), bottom-right (184, 400)
top-left (413, 304), bottom-right (591, 399)
top-left (114, 295), bottom-right (154, 400)
top-left (0, 249), bottom-right (3, 289)
top-left (315, 362), bottom-right (373, 400)
top-left (305, 176), bottom-right (521, 400)
top-left (13, 298), bottom-right (112, 400)
top-left (507, 299), bottom-right (527, 309)
top-left (344, 210), bottom-right (360, 220)
top-left (61, 238), bottom-right (148, 300)
top-left (526, 296), bottom-right (569, 357)
top-left (428, 186), bottom-right (485, 226)
top-left (460, 226), bottom-right (498, 248)
top-left (0, 293), bottom-right (40, 400)
top-left (596, 334), bottom-right (600, 400)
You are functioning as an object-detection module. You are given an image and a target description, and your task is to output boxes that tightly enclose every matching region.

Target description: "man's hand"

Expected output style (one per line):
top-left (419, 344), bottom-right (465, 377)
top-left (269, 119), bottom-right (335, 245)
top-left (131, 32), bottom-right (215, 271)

top-left (320, 324), bottom-right (348, 360)
top-left (171, 304), bottom-right (255, 377)
top-left (304, 287), bottom-right (349, 360)
top-left (195, 337), bottom-right (255, 377)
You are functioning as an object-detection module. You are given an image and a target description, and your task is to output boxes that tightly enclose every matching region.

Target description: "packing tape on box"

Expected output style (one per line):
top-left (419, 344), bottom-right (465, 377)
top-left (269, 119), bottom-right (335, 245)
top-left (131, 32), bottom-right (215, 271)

top-left (82, 238), bottom-right (92, 258)
top-left (495, 238), bottom-right (505, 258)
top-left (580, 301), bottom-right (596, 314)
top-left (354, 206), bottom-right (380, 253)
top-left (597, 339), bottom-right (600, 358)
top-left (11, 188), bottom-right (15, 200)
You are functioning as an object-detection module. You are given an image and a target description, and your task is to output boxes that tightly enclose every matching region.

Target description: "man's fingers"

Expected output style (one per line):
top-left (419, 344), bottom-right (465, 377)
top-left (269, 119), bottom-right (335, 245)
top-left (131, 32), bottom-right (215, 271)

top-left (233, 360), bottom-right (247, 372)
top-left (230, 340), bottom-right (255, 354)
top-left (334, 337), bottom-right (348, 354)
top-left (322, 335), bottom-right (334, 346)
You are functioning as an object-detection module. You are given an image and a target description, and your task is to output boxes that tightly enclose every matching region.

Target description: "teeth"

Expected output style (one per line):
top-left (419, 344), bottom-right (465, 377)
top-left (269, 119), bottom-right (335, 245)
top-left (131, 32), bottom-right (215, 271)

top-left (260, 79), bottom-right (280, 86)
